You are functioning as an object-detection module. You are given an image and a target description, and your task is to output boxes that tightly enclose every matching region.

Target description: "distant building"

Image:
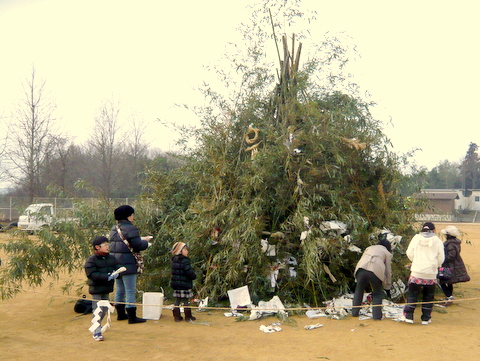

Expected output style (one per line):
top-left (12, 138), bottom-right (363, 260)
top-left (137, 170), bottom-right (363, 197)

top-left (416, 189), bottom-right (480, 222)
top-left (420, 190), bottom-right (459, 214)
top-left (456, 189), bottom-right (480, 211)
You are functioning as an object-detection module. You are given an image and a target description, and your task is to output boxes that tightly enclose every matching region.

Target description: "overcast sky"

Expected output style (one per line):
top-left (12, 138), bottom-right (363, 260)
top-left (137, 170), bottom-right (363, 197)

top-left (1, 0), bottom-right (479, 169)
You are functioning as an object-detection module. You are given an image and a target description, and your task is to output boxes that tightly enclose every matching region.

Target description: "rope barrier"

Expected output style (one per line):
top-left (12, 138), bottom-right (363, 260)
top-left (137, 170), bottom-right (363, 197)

top-left (1, 284), bottom-right (478, 312)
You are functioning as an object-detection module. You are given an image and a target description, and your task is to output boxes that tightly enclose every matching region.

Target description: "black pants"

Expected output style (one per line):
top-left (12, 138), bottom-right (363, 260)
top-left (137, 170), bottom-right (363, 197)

top-left (352, 268), bottom-right (384, 320)
top-left (403, 282), bottom-right (435, 321)
top-left (439, 282), bottom-right (453, 297)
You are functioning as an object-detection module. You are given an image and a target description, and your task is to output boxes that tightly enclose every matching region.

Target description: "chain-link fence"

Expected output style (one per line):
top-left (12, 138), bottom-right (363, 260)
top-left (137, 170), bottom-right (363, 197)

top-left (0, 197), bottom-right (136, 221)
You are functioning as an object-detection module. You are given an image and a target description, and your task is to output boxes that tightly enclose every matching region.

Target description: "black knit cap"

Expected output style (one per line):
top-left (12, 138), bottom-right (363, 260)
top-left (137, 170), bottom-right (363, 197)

top-left (92, 236), bottom-right (109, 248)
top-left (114, 205), bottom-right (135, 220)
top-left (422, 222), bottom-right (435, 231)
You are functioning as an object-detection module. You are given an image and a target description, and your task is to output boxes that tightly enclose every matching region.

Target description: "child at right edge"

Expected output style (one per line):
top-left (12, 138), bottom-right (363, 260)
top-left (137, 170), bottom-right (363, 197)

top-left (170, 242), bottom-right (197, 322)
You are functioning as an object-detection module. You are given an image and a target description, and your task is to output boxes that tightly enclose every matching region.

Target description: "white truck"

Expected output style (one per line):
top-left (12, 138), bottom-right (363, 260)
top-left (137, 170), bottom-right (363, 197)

top-left (17, 203), bottom-right (77, 232)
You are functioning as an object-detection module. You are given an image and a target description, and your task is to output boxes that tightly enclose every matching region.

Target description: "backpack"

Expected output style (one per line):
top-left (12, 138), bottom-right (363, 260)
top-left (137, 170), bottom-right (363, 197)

top-left (74, 295), bottom-right (93, 314)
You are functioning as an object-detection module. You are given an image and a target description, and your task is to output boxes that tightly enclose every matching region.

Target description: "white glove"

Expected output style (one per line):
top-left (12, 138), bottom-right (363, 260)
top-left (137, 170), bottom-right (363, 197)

top-left (108, 273), bottom-right (119, 281)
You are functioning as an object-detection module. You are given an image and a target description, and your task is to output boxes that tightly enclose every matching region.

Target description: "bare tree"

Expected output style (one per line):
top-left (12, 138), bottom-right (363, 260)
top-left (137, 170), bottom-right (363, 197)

top-left (119, 113), bottom-right (150, 194)
top-left (126, 114), bottom-right (149, 163)
top-left (41, 136), bottom-right (75, 193)
top-left (87, 99), bottom-right (122, 198)
top-left (7, 68), bottom-right (57, 201)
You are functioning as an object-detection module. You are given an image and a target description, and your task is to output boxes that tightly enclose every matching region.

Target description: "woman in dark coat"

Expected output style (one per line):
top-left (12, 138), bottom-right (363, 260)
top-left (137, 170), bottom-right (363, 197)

top-left (109, 205), bottom-right (152, 323)
top-left (439, 225), bottom-right (470, 304)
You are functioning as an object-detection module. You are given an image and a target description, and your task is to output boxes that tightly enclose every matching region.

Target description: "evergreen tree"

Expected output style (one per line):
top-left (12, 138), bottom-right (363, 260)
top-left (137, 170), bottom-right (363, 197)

top-left (460, 142), bottom-right (480, 193)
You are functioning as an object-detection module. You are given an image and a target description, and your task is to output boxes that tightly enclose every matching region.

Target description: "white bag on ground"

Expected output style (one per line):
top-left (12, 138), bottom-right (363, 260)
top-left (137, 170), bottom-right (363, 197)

top-left (142, 292), bottom-right (164, 320)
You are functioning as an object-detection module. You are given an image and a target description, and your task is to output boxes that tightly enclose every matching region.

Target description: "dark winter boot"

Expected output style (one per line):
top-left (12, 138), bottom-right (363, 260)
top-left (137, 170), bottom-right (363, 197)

top-left (126, 307), bottom-right (146, 324)
top-left (184, 308), bottom-right (196, 322)
top-left (115, 304), bottom-right (128, 321)
top-left (172, 307), bottom-right (183, 322)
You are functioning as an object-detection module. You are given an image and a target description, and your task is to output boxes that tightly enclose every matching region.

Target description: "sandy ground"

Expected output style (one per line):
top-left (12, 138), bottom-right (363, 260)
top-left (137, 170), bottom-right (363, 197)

top-left (1, 223), bottom-right (480, 361)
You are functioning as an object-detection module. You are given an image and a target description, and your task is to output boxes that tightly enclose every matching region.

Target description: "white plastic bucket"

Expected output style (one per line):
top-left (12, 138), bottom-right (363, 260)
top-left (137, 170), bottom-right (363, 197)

top-left (142, 291), bottom-right (164, 320)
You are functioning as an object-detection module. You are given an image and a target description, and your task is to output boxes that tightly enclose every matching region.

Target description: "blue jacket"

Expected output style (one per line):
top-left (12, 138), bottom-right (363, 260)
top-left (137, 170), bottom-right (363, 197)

top-left (109, 220), bottom-right (149, 275)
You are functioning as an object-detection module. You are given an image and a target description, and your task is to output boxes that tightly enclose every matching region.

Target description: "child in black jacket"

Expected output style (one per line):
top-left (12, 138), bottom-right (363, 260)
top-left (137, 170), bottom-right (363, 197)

top-left (171, 242), bottom-right (197, 322)
top-left (85, 236), bottom-right (121, 341)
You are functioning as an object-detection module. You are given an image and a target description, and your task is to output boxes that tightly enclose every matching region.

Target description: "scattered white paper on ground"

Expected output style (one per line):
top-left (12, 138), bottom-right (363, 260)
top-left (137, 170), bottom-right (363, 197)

top-left (249, 295), bottom-right (287, 320)
top-left (306, 309), bottom-right (327, 318)
top-left (304, 323), bottom-right (323, 330)
top-left (260, 324), bottom-right (282, 333)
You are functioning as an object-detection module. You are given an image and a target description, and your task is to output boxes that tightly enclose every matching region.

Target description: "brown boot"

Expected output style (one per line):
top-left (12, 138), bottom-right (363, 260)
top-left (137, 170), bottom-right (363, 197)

top-left (184, 308), bottom-right (196, 322)
top-left (173, 307), bottom-right (183, 322)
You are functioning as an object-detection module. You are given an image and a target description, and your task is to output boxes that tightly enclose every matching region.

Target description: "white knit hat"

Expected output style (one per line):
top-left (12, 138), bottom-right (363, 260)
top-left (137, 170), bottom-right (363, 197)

top-left (171, 242), bottom-right (186, 255)
top-left (441, 225), bottom-right (460, 238)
